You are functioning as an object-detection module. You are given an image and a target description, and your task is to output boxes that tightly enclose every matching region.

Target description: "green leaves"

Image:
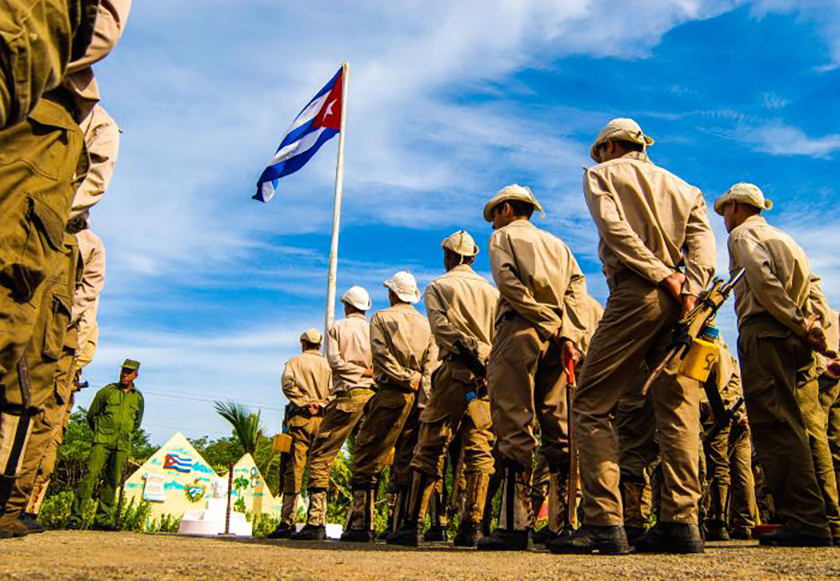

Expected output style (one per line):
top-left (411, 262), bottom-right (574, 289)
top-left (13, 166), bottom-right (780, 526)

top-left (213, 401), bottom-right (264, 456)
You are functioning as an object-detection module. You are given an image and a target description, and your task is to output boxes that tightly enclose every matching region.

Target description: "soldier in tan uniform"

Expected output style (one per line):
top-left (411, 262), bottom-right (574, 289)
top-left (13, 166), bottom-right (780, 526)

top-left (389, 231), bottom-right (498, 547)
top-left (290, 286), bottom-right (375, 541)
top-left (477, 185), bottom-right (588, 552)
top-left (552, 119), bottom-right (716, 555)
top-left (268, 329), bottom-right (331, 539)
top-left (340, 272), bottom-right (437, 543)
top-left (818, 311), bottom-right (840, 512)
top-left (716, 182), bottom-right (836, 546)
top-left (0, 0), bottom-right (99, 129)
top-left (0, 4), bottom-right (127, 533)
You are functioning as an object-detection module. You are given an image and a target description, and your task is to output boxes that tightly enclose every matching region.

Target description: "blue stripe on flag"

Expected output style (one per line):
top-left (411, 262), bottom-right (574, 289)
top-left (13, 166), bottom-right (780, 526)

top-left (253, 127), bottom-right (338, 201)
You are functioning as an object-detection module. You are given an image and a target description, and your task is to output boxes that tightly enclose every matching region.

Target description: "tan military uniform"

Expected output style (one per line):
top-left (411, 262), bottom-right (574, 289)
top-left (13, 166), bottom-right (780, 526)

top-left (410, 264), bottom-right (498, 526)
top-left (72, 105), bottom-right (119, 219)
top-left (279, 349), bottom-right (331, 526)
top-left (304, 313), bottom-right (375, 527)
top-left (345, 303), bottom-right (436, 533)
top-left (729, 214), bottom-right (835, 540)
top-left (0, 0), bottom-right (98, 129)
top-left (575, 150), bottom-right (716, 527)
top-left (818, 311), bottom-right (840, 512)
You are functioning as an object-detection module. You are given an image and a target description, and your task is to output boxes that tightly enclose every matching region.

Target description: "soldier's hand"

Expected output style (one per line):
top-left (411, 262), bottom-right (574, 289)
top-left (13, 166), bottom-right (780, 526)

top-left (824, 359), bottom-right (840, 380)
top-left (804, 325), bottom-right (828, 355)
top-left (308, 403), bottom-right (320, 415)
top-left (409, 373), bottom-right (422, 391)
top-left (681, 294), bottom-right (697, 319)
top-left (558, 338), bottom-right (580, 370)
top-left (363, 367), bottom-right (374, 378)
top-left (661, 272), bottom-right (686, 303)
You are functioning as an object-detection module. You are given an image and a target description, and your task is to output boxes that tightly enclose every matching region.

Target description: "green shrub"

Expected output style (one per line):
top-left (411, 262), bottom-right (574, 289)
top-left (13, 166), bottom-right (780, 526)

top-left (147, 513), bottom-right (181, 533)
top-left (252, 512), bottom-right (281, 537)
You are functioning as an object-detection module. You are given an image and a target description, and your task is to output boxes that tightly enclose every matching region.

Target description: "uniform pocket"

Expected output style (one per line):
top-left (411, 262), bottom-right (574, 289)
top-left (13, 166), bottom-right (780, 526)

top-left (0, 196), bottom-right (67, 302)
top-left (42, 290), bottom-right (72, 361)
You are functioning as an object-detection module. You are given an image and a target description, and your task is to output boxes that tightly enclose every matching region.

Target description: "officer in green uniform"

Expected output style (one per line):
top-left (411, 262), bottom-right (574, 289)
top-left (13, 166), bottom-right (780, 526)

top-left (67, 359), bottom-right (143, 530)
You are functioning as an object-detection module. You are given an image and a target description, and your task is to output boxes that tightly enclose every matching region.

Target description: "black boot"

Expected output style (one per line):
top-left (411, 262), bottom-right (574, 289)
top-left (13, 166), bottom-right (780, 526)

top-left (532, 525), bottom-right (558, 546)
top-left (548, 524), bottom-right (631, 555)
top-left (454, 519), bottom-right (481, 547)
top-left (19, 513), bottom-right (45, 534)
top-left (705, 519), bottom-right (730, 541)
top-left (266, 522), bottom-right (294, 539)
top-left (634, 522), bottom-right (704, 554)
top-left (758, 526), bottom-right (832, 547)
top-left (389, 473), bottom-right (434, 547)
top-left (290, 524), bottom-right (326, 541)
top-left (477, 461), bottom-right (531, 551)
top-left (340, 488), bottom-right (376, 543)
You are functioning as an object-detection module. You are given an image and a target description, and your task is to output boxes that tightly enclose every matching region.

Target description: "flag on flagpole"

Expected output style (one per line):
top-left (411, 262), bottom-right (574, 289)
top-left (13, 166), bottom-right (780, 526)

top-left (254, 68), bottom-right (344, 202)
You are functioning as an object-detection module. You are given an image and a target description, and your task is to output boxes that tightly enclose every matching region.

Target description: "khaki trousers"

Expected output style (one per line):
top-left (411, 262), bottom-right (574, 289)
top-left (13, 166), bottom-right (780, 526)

top-left (738, 316), bottom-right (832, 539)
top-left (307, 388), bottom-right (374, 491)
top-left (729, 426), bottom-right (757, 531)
top-left (616, 366), bottom-right (659, 484)
top-left (488, 313), bottom-right (569, 469)
top-left (575, 273), bottom-right (701, 526)
top-left (411, 359), bottom-right (495, 479)
top-left (350, 386), bottom-right (415, 488)
top-left (282, 413), bottom-right (323, 495)
top-left (392, 397), bottom-right (421, 488)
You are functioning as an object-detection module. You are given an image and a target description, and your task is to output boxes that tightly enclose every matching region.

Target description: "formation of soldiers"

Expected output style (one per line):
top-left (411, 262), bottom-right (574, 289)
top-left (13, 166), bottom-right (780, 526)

top-left (0, 0), bottom-right (133, 537)
top-left (270, 119), bottom-right (840, 553)
top-left (1, 2), bottom-right (838, 558)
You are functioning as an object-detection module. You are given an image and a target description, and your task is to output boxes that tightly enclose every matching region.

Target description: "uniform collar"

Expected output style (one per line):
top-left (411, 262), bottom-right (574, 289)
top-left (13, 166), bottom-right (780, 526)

top-left (501, 219), bottom-right (536, 231)
top-left (389, 302), bottom-right (415, 312)
top-left (621, 150), bottom-right (651, 163)
top-left (448, 264), bottom-right (475, 275)
top-left (730, 214), bottom-right (766, 237)
top-left (347, 312), bottom-right (366, 320)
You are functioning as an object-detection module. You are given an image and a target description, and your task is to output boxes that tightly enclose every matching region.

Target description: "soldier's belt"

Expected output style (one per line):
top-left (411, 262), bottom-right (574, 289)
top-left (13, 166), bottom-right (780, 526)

top-left (341, 387), bottom-right (376, 398)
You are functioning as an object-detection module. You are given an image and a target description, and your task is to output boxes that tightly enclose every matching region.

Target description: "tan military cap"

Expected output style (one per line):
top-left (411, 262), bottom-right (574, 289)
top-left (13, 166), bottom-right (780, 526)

top-left (442, 230), bottom-right (479, 257)
top-left (384, 271), bottom-right (421, 304)
top-left (340, 285), bottom-right (372, 311)
top-left (590, 118), bottom-right (654, 163)
top-left (483, 184), bottom-right (544, 222)
top-left (300, 328), bottom-right (322, 344)
top-left (714, 182), bottom-right (773, 216)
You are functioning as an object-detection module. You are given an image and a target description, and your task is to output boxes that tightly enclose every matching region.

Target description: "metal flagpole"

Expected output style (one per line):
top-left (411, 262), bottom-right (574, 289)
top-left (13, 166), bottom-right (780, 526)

top-left (324, 62), bottom-right (349, 355)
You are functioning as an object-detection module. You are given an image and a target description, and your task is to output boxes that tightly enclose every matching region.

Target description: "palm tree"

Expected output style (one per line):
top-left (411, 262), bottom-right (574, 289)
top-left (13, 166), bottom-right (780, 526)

top-left (214, 401), bottom-right (263, 456)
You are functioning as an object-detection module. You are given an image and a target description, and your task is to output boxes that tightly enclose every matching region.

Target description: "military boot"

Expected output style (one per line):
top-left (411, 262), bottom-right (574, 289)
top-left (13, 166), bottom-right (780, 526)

top-left (536, 468), bottom-right (571, 545)
top-left (340, 488), bottom-right (376, 543)
top-left (0, 512), bottom-right (29, 539)
top-left (621, 478), bottom-right (651, 545)
top-left (477, 461), bottom-right (531, 551)
top-left (389, 472), bottom-right (435, 547)
top-left (19, 513), bottom-right (45, 534)
top-left (758, 526), bottom-right (832, 547)
top-left (454, 472), bottom-right (490, 547)
top-left (423, 486), bottom-right (448, 542)
top-left (705, 483), bottom-right (730, 541)
top-left (376, 491), bottom-right (397, 540)
top-left (269, 493), bottom-right (299, 539)
top-left (290, 488), bottom-right (327, 541)
top-left (548, 524), bottom-right (631, 555)
top-left (634, 522), bottom-right (704, 554)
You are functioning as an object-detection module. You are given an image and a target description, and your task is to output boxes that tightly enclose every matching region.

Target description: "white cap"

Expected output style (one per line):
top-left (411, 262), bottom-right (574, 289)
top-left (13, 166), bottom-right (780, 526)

top-left (340, 285), bottom-right (372, 311)
top-left (442, 230), bottom-right (479, 257)
top-left (384, 271), bottom-right (421, 304)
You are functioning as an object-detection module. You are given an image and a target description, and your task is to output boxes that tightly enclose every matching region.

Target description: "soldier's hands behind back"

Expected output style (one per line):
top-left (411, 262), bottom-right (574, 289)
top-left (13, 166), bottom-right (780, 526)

top-left (804, 326), bottom-right (829, 355)
top-left (660, 272), bottom-right (686, 303)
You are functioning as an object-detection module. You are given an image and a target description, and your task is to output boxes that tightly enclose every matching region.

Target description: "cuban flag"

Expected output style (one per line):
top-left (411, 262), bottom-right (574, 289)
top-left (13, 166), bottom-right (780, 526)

top-left (164, 453), bottom-right (192, 473)
top-left (254, 68), bottom-right (344, 202)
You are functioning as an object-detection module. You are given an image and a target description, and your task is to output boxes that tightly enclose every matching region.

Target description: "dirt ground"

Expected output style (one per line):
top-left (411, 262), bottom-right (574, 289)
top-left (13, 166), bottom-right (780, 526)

top-left (1, 532), bottom-right (838, 579)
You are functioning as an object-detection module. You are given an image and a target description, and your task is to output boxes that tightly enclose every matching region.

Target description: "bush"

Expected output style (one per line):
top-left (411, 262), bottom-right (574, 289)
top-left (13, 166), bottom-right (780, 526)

top-left (252, 512), bottom-right (281, 538)
top-left (117, 497), bottom-right (152, 532)
top-left (147, 513), bottom-right (181, 533)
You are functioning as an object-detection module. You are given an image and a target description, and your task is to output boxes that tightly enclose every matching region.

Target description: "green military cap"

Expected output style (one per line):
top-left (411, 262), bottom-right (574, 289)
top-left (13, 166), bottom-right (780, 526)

top-left (122, 358), bottom-right (141, 371)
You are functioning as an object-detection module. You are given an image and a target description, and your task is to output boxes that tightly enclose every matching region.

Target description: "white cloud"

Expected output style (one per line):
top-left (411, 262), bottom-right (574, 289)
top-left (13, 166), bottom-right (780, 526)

top-left (735, 120), bottom-right (840, 158)
top-left (761, 92), bottom-right (789, 110)
top-left (749, 0), bottom-right (840, 70)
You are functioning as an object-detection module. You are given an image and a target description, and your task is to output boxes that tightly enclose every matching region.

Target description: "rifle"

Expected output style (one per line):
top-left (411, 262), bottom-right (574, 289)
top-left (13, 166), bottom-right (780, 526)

top-left (640, 268), bottom-right (745, 395)
top-left (564, 358), bottom-right (578, 533)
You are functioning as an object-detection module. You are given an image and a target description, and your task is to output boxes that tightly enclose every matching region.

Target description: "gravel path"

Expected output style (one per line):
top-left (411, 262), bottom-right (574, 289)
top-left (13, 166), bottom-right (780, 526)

top-left (1, 532), bottom-right (838, 579)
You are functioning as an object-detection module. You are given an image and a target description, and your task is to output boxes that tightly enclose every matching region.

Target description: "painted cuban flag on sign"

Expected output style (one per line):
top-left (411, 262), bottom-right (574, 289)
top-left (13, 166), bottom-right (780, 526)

top-left (163, 453), bottom-right (193, 473)
top-left (254, 68), bottom-right (344, 202)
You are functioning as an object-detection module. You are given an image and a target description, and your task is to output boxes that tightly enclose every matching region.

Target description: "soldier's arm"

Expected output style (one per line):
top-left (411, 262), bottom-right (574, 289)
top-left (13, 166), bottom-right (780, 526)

top-left (425, 284), bottom-right (476, 356)
top-left (584, 169), bottom-right (673, 285)
top-left (558, 248), bottom-right (588, 347)
top-left (71, 233), bottom-right (106, 323)
top-left (71, 106), bottom-right (120, 218)
top-left (682, 190), bottom-right (717, 297)
top-left (134, 394), bottom-right (144, 432)
top-left (370, 314), bottom-right (419, 390)
top-left (281, 362), bottom-right (310, 407)
top-left (729, 235), bottom-right (810, 337)
top-left (87, 389), bottom-right (105, 430)
top-left (489, 231), bottom-right (562, 340)
top-left (326, 323), bottom-right (365, 377)
top-left (419, 330), bottom-right (440, 401)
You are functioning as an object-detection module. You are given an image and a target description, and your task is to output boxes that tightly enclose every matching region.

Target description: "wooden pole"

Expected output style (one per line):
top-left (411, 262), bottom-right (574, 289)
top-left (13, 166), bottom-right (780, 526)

top-left (323, 62), bottom-right (349, 356)
top-left (224, 462), bottom-right (233, 535)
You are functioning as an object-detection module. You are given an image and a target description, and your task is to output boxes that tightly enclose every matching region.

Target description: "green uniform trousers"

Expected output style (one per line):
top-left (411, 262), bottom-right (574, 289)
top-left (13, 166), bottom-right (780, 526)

top-left (71, 443), bottom-right (128, 526)
top-left (575, 273), bottom-right (701, 526)
top-left (738, 315), bottom-right (833, 539)
top-left (820, 376), bottom-right (840, 507)
top-left (307, 388), bottom-right (374, 491)
top-left (350, 386), bottom-right (415, 489)
top-left (0, 0), bottom-right (97, 128)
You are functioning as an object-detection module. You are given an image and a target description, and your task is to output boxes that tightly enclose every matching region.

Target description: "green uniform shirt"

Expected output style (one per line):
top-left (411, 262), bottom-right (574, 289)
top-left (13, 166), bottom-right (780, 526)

top-left (87, 383), bottom-right (144, 451)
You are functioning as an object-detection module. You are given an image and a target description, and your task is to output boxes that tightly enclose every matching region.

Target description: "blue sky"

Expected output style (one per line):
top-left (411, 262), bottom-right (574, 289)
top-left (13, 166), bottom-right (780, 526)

top-left (76, 1), bottom-right (840, 444)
